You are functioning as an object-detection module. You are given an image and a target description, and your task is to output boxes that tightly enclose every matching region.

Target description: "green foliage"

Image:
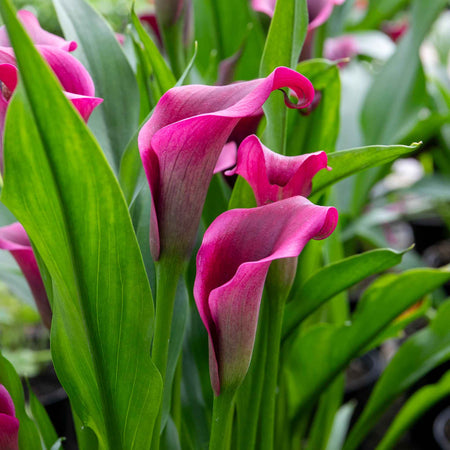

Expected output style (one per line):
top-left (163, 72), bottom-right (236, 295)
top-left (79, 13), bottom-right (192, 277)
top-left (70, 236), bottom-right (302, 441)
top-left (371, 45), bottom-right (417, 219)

top-left (53, 0), bottom-right (140, 174)
top-left (286, 268), bottom-right (450, 418)
top-left (0, 1), bottom-right (162, 446)
top-left (260, 0), bottom-right (308, 154)
top-left (344, 300), bottom-right (450, 450)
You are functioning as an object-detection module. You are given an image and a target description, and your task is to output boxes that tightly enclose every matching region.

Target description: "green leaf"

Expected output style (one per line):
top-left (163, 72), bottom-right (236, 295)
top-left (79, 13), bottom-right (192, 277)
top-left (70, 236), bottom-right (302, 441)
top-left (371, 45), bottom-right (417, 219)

top-left (344, 300), bottom-right (450, 450)
top-left (193, 0), bottom-right (264, 81)
top-left (203, 174), bottom-right (231, 227)
top-left (286, 59), bottom-right (341, 155)
top-left (0, 351), bottom-right (41, 450)
top-left (0, 1), bottom-right (162, 447)
top-left (311, 143), bottom-right (420, 195)
top-left (260, 0), bottom-right (308, 154)
top-left (286, 268), bottom-right (450, 418)
top-left (377, 369), bottom-right (450, 450)
top-left (28, 383), bottom-right (59, 449)
top-left (161, 278), bottom-right (189, 430)
top-left (361, 0), bottom-right (448, 145)
top-left (53, 0), bottom-right (140, 173)
top-left (228, 176), bottom-right (257, 210)
top-left (283, 248), bottom-right (406, 339)
top-left (131, 8), bottom-right (176, 96)
top-left (352, 0), bottom-right (409, 30)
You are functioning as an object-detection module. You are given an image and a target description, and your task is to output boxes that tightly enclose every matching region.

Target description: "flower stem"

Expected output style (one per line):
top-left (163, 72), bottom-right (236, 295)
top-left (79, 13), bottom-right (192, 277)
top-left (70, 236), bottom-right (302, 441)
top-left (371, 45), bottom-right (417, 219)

top-left (210, 390), bottom-right (236, 450)
top-left (236, 293), bottom-right (269, 450)
top-left (259, 262), bottom-right (291, 450)
top-left (151, 256), bottom-right (183, 449)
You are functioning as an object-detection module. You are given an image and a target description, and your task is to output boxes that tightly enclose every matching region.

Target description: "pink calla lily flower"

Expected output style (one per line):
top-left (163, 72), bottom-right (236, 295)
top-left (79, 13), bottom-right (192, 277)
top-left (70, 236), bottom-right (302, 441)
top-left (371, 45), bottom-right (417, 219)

top-left (0, 10), bottom-right (77, 52)
top-left (227, 135), bottom-right (329, 205)
top-left (0, 11), bottom-right (102, 171)
top-left (194, 196), bottom-right (338, 395)
top-left (138, 66), bottom-right (314, 261)
top-left (324, 35), bottom-right (359, 67)
top-left (214, 142), bottom-right (238, 174)
top-left (0, 223), bottom-right (51, 329)
top-left (252, 0), bottom-right (345, 31)
top-left (0, 384), bottom-right (19, 450)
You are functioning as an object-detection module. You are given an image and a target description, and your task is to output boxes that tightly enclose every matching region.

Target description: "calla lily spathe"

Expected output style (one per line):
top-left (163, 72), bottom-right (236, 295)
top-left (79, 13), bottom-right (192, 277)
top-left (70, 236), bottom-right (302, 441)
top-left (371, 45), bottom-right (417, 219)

top-left (0, 9), bottom-right (77, 51)
top-left (0, 222), bottom-right (51, 329)
top-left (138, 66), bottom-right (315, 262)
top-left (0, 384), bottom-right (19, 450)
top-left (0, 11), bottom-right (102, 170)
top-left (194, 196), bottom-right (338, 395)
top-left (227, 134), bottom-right (329, 205)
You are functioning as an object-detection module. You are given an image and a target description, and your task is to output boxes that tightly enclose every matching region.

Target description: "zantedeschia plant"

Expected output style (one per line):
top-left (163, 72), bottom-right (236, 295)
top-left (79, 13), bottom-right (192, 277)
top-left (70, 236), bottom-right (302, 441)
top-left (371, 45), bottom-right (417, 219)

top-left (0, 0), bottom-right (449, 450)
top-left (138, 67), bottom-right (314, 262)
top-left (0, 10), bottom-right (102, 170)
top-left (195, 196), bottom-right (337, 395)
top-left (227, 134), bottom-right (329, 204)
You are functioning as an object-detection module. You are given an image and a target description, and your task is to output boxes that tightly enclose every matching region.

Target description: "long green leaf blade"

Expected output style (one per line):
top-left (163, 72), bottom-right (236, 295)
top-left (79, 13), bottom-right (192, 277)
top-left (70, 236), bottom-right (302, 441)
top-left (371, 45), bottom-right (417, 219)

top-left (260, 0), bottom-right (308, 154)
top-left (283, 248), bottom-right (406, 339)
top-left (286, 268), bottom-right (450, 418)
top-left (377, 369), bottom-right (450, 450)
top-left (311, 143), bottom-right (420, 195)
top-left (344, 300), bottom-right (450, 450)
top-left (0, 1), bottom-right (162, 447)
top-left (361, 0), bottom-right (447, 144)
top-left (53, 0), bottom-right (140, 173)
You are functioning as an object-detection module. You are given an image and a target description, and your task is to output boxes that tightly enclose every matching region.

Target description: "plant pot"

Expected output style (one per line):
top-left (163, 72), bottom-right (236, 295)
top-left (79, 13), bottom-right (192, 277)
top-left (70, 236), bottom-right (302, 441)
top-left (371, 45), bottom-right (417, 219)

top-left (28, 364), bottom-right (77, 449)
top-left (433, 406), bottom-right (450, 450)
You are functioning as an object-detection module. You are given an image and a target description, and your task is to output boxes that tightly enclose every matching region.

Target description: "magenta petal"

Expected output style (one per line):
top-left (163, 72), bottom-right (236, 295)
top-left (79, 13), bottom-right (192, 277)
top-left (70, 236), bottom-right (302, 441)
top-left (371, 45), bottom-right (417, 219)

top-left (0, 223), bottom-right (52, 329)
top-left (194, 196), bottom-right (338, 394)
top-left (324, 35), bottom-right (359, 66)
top-left (214, 142), bottom-right (237, 174)
top-left (65, 92), bottom-right (103, 122)
top-left (227, 135), bottom-right (329, 205)
top-left (308, 0), bottom-right (346, 30)
top-left (0, 10), bottom-right (76, 52)
top-left (37, 46), bottom-right (95, 97)
top-left (0, 385), bottom-right (15, 417)
top-left (0, 385), bottom-right (19, 450)
top-left (251, 0), bottom-right (276, 16)
top-left (139, 67), bottom-right (315, 261)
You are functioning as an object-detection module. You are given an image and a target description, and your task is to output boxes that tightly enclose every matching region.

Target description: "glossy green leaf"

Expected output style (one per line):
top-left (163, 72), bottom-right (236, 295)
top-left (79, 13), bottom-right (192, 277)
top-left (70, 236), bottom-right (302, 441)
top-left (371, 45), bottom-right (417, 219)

top-left (283, 248), bottom-right (406, 339)
top-left (0, 1), bottom-right (162, 447)
top-left (260, 0), bottom-right (308, 154)
top-left (361, 0), bottom-right (447, 145)
top-left (0, 351), bottom-right (41, 450)
top-left (286, 59), bottom-right (341, 155)
top-left (286, 268), bottom-right (450, 418)
top-left (310, 143), bottom-right (420, 195)
top-left (377, 369), bottom-right (450, 450)
top-left (344, 300), bottom-right (450, 450)
top-left (53, 0), bottom-right (140, 173)
top-left (28, 384), bottom-right (59, 449)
